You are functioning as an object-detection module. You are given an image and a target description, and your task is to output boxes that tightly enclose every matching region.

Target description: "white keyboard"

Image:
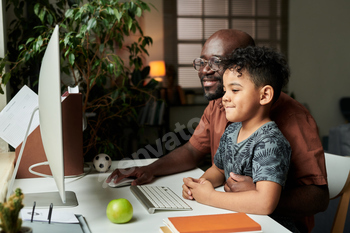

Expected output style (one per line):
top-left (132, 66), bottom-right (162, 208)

top-left (130, 185), bottom-right (192, 214)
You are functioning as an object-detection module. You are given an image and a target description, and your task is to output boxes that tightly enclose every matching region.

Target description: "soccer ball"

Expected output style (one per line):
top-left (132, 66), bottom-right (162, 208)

top-left (93, 153), bottom-right (112, 173)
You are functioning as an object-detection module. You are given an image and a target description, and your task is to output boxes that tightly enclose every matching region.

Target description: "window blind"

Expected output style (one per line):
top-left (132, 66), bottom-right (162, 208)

top-left (164, 0), bottom-right (288, 89)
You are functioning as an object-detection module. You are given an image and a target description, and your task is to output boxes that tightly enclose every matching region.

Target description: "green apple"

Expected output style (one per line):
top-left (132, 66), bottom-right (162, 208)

top-left (106, 198), bottom-right (133, 224)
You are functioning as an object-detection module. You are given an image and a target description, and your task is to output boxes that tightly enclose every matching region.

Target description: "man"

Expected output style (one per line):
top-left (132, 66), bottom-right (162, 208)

top-left (107, 29), bottom-right (329, 233)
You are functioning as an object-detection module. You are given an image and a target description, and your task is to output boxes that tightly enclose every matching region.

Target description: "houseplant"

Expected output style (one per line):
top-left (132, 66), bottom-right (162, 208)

top-left (0, 0), bottom-right (158, 160)
top-left (0, 188), bottom-right (24, 233)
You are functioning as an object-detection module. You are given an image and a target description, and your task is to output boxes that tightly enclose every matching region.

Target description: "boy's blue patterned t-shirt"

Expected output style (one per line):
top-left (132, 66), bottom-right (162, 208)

top-left (214, 121), bottom-right (291, 186)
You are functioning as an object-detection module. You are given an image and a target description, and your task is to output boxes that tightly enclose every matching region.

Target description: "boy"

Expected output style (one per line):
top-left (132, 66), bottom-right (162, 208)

top-left (183, 46), bottom-right (292, 220)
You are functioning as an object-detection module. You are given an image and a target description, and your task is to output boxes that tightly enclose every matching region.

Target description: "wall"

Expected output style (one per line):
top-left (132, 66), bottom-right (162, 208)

top-left (288, 0), bottom-right (350, 139)
top-left (142, 0), bottom-right (164, 65)
top-left (289, 2), bottom-right (350, 231)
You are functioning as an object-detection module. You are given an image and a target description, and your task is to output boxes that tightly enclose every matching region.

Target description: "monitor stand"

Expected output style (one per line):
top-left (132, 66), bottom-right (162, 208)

top-left (22, 191), bottom-right (78, 208)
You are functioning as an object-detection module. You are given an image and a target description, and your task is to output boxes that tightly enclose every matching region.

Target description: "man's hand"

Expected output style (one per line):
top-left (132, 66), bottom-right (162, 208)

top-left (106, 166), bottom-right (155, 186)
top-left (224, 172), bottom-right (255, 192)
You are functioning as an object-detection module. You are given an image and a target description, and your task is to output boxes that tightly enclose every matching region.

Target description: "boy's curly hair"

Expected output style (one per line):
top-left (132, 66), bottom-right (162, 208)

top-left (222, 46), bottom-right (290, 102)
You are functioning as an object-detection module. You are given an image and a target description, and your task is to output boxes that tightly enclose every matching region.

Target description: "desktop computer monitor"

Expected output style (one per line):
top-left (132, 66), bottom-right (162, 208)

top-left (6, 25), bottom-right (78, 207)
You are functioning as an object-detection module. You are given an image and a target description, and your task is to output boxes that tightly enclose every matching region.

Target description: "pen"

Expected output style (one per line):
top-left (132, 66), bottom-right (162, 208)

top-left (48, 203), bottom-right (53, 224)
top-left (31, 201), bottom-right (36, 222)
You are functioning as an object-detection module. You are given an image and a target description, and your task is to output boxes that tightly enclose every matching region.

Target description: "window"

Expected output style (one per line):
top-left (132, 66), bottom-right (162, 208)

top-left (163, 0), bottom-right (289, 89)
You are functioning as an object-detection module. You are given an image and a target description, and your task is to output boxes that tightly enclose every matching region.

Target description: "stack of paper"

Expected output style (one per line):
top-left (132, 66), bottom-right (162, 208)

top-left (160, 212), bottom-right (262, 233)
top-left (0, 85), bottom-right (39, 148)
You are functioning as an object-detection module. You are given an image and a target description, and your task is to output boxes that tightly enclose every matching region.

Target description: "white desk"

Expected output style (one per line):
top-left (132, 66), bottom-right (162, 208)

top-left (14, 159), bottom-right (291, 233)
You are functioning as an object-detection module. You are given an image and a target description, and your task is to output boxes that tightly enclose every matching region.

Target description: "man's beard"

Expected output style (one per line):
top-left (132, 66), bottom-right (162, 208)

top-left (202, 80), bottom-right (224, 101)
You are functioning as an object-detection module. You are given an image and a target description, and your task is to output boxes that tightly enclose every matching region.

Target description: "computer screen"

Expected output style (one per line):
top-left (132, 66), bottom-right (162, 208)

top-left (37, 24), bottom-right (65, 203)
top-left (6, 25), bottom-right (77, 207)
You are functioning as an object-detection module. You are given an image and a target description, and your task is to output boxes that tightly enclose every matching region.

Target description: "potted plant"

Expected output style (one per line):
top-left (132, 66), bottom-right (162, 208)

top-left (0, 0), bottom-right (158, 160)
top-left (0, 188), bottom-right (27, 233)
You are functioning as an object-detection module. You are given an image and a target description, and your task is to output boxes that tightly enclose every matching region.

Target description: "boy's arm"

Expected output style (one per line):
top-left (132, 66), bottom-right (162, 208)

top-left (200, 164), bottom-right (225, 187)
top-left (183, 164), bottom-right (224, 200)
top-left (188, 179), bottom-right (282, 215)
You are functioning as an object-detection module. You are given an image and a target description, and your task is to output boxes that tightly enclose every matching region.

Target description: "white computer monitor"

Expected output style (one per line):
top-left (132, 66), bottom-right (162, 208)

top-left (6, 25), bottom-right (78, 207)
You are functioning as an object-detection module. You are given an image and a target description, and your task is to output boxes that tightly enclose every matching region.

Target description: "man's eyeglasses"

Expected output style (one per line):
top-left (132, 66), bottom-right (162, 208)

top-left (193, 56), bottom-right (222, 71)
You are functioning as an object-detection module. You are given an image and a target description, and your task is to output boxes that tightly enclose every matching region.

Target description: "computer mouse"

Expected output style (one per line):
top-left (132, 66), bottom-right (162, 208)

top-left (108, 177), bottom-right (135, 188)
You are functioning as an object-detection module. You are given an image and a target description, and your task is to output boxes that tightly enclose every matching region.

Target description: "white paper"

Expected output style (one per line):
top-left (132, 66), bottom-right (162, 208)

top-left (0, 85), bottom-right (39, 148)
top-left (21, 208), bottom-right (79, 224)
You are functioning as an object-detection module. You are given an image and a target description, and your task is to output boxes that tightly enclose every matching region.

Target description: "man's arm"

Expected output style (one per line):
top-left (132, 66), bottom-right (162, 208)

top-left (224, 173), bottom-right (329, 217)
top-left (275, 184), bottom-right (329, 217)
top-left (107, 141), bottom-right (206, 185)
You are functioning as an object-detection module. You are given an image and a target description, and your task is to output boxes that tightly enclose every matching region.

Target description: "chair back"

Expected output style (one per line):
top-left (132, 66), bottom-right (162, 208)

top-left (324, 152), bottom-right (350, 233)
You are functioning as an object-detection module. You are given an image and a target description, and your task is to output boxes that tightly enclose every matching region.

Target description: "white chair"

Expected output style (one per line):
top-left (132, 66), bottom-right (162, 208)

top-left (324, 152), bottom-right (350, 233)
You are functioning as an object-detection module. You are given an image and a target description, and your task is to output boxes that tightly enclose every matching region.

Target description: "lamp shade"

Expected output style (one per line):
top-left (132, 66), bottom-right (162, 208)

top-left (149, 60), bottom-right (166, 78)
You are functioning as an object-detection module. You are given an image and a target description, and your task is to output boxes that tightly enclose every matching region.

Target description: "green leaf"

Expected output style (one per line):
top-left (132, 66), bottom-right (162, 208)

top-left (127, 17), bottom-right (133, 30)
top-left (89, 75), bottom-right (96, 88)
top-left (2, 72), bottom-right (11, 85)
top-left (99, 44), bottom-right (104, 53)
top-left (35, 36), bottom-right (43, 51)
top-left (39, 8), bottom-right (46, 23)
top-left (64, 33), bottom-right (71, 46)
top-left (123, 2), bottom-right (130, 11)
top-left (131, 24), bottom-right (136, 34)
top-left (47, 13), bottom-right (53, 25)
top-left (111, 90), bottom-right (119, 100)
top-left (87, 5), bottom-right (94, 14)
top-left (64, 48), bottom-right (70, 57)
top-left (141, 2), bottom-right (151, 11)
top-left (65, 9), bottom-right (74, 19)
top-left (0, 60), bottom-right (5, 72)
top-left (80, 24), bottom-right (88, 36)
top-left (144, 78), bottom-right (159, 89)
top-left (26, 38), bottom-right (35, 45)
top-left (107, 63), bottom-right (114, 74)
top-left (87, 18), bottom-right (97, 30)
top-left (136, 7), bottom-right (142, 17)
top-left (121, 92), bottom-right (126, 103)
top-left (106, 7), bottom-right (114, 15)
top-left (131, 69), bottom-right (141, 86)
top-left (114, 9), bottom-right (122, 21)
top-left (141, 66), bottom-right (150, 78)
top-left (34, 3), bottom-right (40, 15)
top-left (74, 11), bottom-right (82, 21)
top-left (69, 53), bottom-right (75, 66)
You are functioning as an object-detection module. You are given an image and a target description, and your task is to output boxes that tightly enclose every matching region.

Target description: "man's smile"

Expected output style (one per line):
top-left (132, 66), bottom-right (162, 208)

top-left (202, 80), bottom-right (219, 87)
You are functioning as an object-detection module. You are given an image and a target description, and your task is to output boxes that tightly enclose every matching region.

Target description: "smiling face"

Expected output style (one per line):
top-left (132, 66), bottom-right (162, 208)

top-left (198, 36), bottom-right (227, 100)
top-left (222, 69), bottom-right (262, 123)
top-left (198, 30), bottom-right (255, 100)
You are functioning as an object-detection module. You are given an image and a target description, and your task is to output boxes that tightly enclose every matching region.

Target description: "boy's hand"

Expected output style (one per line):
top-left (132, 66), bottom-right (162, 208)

top-left (183, 177), bottom-right (214, 205)
top-left (182, 177), bottom-right (201, 199)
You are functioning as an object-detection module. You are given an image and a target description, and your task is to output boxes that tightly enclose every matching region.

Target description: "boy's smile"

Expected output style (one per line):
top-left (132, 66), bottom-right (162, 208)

top-left (222, 69), bottom-right (262, 124)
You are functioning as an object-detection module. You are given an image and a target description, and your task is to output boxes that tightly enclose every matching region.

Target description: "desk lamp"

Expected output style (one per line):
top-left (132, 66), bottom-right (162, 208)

top-left (149, 60), bottom-right (166, 83)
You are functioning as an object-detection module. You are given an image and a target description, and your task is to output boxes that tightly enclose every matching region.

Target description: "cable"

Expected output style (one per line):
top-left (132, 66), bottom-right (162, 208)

top-left (28, 162), bottom-right (93, 182)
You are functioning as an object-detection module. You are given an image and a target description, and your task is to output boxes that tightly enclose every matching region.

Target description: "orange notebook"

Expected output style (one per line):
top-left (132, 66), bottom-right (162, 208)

top-left (164, 212), bottom-right (262, 233)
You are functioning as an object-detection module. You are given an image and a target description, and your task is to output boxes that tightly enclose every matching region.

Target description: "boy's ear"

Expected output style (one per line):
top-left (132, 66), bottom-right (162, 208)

top-left (260, 85), bottom-right (274, 105)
